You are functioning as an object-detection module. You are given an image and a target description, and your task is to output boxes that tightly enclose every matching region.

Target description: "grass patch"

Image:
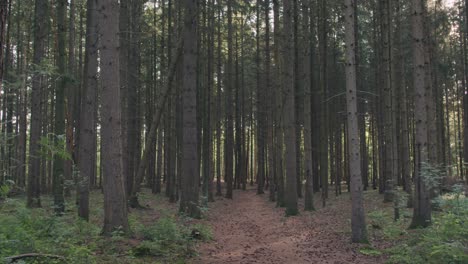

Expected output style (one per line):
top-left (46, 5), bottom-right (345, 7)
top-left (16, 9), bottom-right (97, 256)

top-left (359, 246), bottom-right (382, 256)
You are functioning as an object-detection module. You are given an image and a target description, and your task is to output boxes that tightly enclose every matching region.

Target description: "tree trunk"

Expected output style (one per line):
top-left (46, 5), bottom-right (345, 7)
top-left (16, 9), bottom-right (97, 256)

top-left (256, 0), bottom-right (265, 195)
top-left (319, 0), bottom-right (329, 206)
top-left (224, 0), bottom-right (234, 199)
top-left (78, 0), bottom-right (98, 221)
top-left (215, 0), bottom-right (222, 197)
top-left (344, 0), bottom-right (367, 243)
top-left (180, 0), bottom-right (201, 218)
top-left (273, 0), bottom-right (284, 207)
top-left (410, 0), bottom-right (431, 228)
top-left (52, 0), bottom-right (67, 215)
top-left (283, 0), bottom-right (298, 216)
top-left (64, 0), bottom-right (76, 198)
top-left (98, 0), bottom-right (130, 235)
top-left (302, 0), bottom-right (314, 211)
top-left (27, 0), bottom-right (48, 208)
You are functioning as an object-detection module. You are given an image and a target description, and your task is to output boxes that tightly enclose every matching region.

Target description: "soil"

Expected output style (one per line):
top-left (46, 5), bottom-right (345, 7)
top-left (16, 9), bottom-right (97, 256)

top-left (190, 188), bottom-right (389, 264)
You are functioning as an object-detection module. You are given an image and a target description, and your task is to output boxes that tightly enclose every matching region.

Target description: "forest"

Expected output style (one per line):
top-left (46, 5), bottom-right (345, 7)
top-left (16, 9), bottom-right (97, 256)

top-left (0, 0), bottom-right (467, 263)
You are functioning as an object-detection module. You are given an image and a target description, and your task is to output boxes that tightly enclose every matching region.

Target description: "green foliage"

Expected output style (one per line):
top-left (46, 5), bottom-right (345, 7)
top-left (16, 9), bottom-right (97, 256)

top-left (0, 185), bottom-right (11, 200)
top-left (0, 191), bottom-right (209, 263)
top-left (368, 210), bottom-right (387, 230)
top-left (359, 246), bottom-right (382, 256)
top-left (421, 162), bottom-right (444, 190)
top-left (0, 201), bottom-right (99, 263)
top-left (133, 216), bottom-right (212, 261)
top-left (139, 217), bottom-right (182, 244)
top-left (38, 134), bottom-right (72, 161)
top-left (387, 191), bottom-right (468, 264)
top-left (368, 210), bottom-right (408, 240)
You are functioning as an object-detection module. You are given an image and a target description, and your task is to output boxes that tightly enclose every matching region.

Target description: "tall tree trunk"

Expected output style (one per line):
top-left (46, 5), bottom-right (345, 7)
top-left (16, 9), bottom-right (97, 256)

top-left (293, 0), bottom-right (303, 199)
top-left (64, 0), bottom-right (76, 197)
top-left (319, 0), bottom-right (329, 206)
top-left (126, 0), bottom-right (142, 200)
top-left (344, 0), bottom-right (367, 243)
top-left (410, 0), bottom-right (431, 228)
top-left (53, 0), bottom-right (67, 214)
top-left (273, 0), bottom-right (284, 206)
top-left (224, 0), bottom-right (234, 199)
top-left (395, 0), bottom-right (412, 208)
top-left (256, 0), bottom-right (265, 195)
top-left (302, 0), bottom-right (314, 211)
top-left (98, 0), bottom-right (130, 235)
top-left (265, 0), bottom-right (275, 201)
top-left (27, 0), bottom-right (48, 208)
top-left (283, 0), bottom-right (298, 216)
top-left (78, 0), bottom-right (98, 221)
top-left (215, 0), bottom-right (222, 197)
top-left (180, 0), bottom-right (200, 218)
top-left (120, 0), bottom-right (130, 195)
top-left (0, 0), bottom-right (7, 99)
top-left (127, 0), bottom-right (144, 208)
top-left (15, 2), bottom-right (27, 188)
top-left (381, 0), bottom-right (395, 203)
top-left (463, 0), bottom-right (468, 183)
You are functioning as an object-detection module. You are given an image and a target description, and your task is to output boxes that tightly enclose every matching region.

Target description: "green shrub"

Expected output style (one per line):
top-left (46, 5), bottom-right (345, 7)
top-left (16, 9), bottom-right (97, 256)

top-left (0, 202), bottom-right (99, 263)
top-left (139, 217), bottom-right (183, 244)
top-left (387, 192), bottom-right (468, 264)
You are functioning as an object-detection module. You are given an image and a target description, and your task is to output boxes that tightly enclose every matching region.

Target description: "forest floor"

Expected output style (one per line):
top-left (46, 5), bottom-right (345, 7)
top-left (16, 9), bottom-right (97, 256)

top-left (190, 187), bottom-right (391, 264)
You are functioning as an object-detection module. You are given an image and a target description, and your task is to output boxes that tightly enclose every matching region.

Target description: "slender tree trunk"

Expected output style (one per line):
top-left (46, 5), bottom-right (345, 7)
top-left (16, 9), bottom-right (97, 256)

top-left (319, 0), bottom-right (329, 206)
top-left (224, 0), bottom-right (234, 199)
top-left (303, 0), bottom-right (314, 211)
top-left (256, 0), bottom-right (265, 195)
top-left (78, 0), bottom-right (98, 221)
top-left (273, 0), bottom-right (284, 206)
top-left (293, 0), bottom-right (304, 199)
top-left (52, 0), bottom-right (67, 215)
top-left (120, 0), bottom-right (130, 195)
top-left (64, 0), bottom-right (76, 198)
top-left (215, 0), bottom-right (222, 196)
top-left (15, 3), bottom-right (27, 188)
top-left (0, 0), bottom-right (7, 99)
top-left (381, 0), bottom-right (395, 203)
top-left (264, 0), bottom-right (275, 201)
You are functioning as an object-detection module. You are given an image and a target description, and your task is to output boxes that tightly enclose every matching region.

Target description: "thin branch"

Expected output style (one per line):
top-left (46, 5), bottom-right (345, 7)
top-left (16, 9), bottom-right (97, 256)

top-left (5, 253), bottom-right (66, 263)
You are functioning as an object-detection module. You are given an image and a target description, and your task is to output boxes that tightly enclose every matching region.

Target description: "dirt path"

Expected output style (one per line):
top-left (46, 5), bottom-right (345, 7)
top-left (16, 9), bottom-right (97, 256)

top-left (191, 188), bottom-right (386, 264)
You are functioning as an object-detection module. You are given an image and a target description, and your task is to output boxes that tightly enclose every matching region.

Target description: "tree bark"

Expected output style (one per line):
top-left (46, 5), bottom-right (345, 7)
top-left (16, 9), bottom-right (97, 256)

top-left (180, 0), bottom-right (201, 218)
top-left (27, 0), bottom-right (48, 208)
top-left (52, 0), bottom-right (67, 214)
top-left (224, 0), bottom-right (234, 199)
top-left (410, 0), bottom-right (431, 228)
top-left (344, 0), bottom-right (367, 243)
top-left (98, 0), bottom-right (130, 235)
top-left (302, 0), bottom-right (314, 211)
top-left (283, 0), bottom-right (298, 216)
top-left (78, 0), bottom-right (98, 221)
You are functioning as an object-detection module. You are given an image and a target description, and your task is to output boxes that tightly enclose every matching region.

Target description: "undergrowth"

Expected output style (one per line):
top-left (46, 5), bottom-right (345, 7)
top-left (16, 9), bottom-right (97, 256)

top-left (0, 191), bottom-right (211, 264)
top-left (366, 185), bottom-right (468, 264)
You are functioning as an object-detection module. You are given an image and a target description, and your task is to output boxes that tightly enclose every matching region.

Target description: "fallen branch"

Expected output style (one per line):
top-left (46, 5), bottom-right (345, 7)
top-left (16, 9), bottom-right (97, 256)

top-left (5, 253), bottom-right (66, 263)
